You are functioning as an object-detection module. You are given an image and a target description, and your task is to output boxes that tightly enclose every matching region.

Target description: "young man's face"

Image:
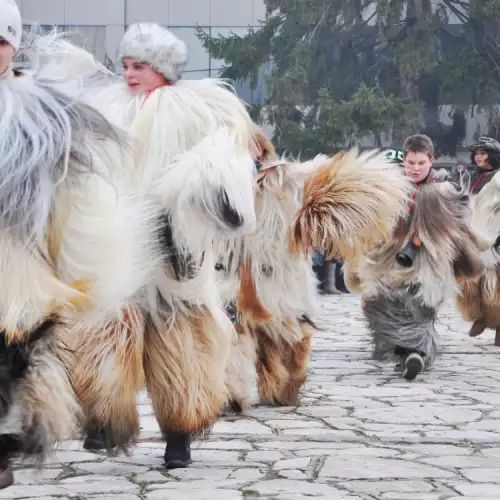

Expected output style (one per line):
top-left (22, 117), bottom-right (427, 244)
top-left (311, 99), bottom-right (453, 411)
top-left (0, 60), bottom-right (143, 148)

top-left (404, 151), bottom-right (434, 183)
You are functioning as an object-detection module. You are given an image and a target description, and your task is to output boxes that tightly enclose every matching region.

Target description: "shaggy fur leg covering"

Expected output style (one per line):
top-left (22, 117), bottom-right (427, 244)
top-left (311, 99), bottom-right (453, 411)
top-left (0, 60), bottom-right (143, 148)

top-left (0, 322), bottom-right (81, 465)
top-left (224, 329), bottom-right (257, 413)
top-left (363, 290), bottom-right (439, 368)
top-left (456, 275), bottom-right (500, 345)
top-left (143, 305), bottom-right (231, 437)
top-left (70, 309), bottom-right (145, 452)
top-left (279, 322), bottom-right (313, 405)
top-left (256, 320), bottom-right (313, 406)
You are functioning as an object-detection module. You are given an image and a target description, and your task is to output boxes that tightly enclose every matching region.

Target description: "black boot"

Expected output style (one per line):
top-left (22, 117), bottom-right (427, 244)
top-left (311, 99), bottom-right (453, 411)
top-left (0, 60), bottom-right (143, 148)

top-left (394, 346), bottom-right (425, 380)
top-left (83, 424), bottom-right (116, 451)
top-left (403, 352), bottom-right (424, 381)
top-left (164, 431), bottom-right (192, 469)
top-left (0, 457), bottom-right (13, 490)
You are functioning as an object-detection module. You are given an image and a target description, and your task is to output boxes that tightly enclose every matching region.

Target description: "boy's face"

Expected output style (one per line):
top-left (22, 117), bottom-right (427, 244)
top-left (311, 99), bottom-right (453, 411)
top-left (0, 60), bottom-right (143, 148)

top-left (404, 151), bottom-right (434, 183)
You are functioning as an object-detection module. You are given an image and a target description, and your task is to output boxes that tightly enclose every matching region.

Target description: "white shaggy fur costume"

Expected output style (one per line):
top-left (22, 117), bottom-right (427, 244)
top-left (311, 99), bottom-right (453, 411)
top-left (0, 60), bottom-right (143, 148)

top-left (43, 24), bottom-right (258, 468)
top-left (218, 141), bottom-right (415, 408)
top-left (0, 28), bottom-right (161, 489)
top-left (344, 170), bottom-right (484, 379)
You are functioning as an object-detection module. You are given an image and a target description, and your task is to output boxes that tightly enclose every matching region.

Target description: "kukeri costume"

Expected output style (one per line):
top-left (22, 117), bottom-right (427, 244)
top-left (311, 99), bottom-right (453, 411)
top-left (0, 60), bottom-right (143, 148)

top-left (455, 137), bottom-right (500, 345)
top-left (0, 4), bottom-right (160, 489)
top-left (51, 23), bottom-right (258, 468)
top-left (344, 167), bottom-right (484, 379)
top-left (217, 131), bottom-right (320, 409)
top-left (220, 146), bottom-right (413, 408)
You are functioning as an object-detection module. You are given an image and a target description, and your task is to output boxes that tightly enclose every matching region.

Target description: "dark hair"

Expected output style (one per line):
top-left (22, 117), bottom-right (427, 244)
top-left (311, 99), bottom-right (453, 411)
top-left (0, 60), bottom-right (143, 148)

top-left (468, 136), bottom-right (500, 169)
top-left (403, 134), bottom-right (434, 158)
top-left (470, 150), bottom-right (500, 169)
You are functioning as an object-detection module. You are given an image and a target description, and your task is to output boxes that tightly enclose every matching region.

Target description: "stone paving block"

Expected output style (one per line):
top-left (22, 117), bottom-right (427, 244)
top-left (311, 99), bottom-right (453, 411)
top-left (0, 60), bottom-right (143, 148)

top-left (228, 468), bottom-right (264, 481)
top-left (450, 483), bottom-right (500, 496)
top-left (167, 467), bottom-right (232, 480)
top-left (74, 461), bottom-right (149, 475)
top-left (12, 468), bottom-right (63, 485)
top-left (134, 470), bottom-right (170, 483)
top-left (460, 468), bottom-right (500, 482)
top-left (341, 479), bottom-right (435, 495)
top-left (243, 478), bottom-right (349, 496)
top-left (273, 457), bottom-right (311, 470)
top-left (419, 455), bottom-right (494, 468)
top-left (279, 469), bottom-right (310, 479)
top-left (0, 486), bottom-right (69, 498)
top-left (146, 491), bottom-right (242, 500)
top-left (319, 456), bottom-right (456, 480)
top-left (212, 419), bottom-right (273, 435)
top-left (88, 496), bottom-right (142, 500)
top-left (245, 450), bottom-right (284, 462)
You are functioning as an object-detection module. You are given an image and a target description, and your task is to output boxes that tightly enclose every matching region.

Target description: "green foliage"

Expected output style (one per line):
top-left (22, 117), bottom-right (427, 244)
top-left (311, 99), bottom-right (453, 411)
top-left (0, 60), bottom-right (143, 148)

top-left (198, 0), bottom-right (500, 157)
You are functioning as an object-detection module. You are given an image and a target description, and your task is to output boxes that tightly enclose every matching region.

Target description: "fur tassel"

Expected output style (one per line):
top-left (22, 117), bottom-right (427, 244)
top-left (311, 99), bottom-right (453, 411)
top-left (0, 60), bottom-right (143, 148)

top-left (287, 149), bottom-right (411, 261)
top-left (237, 259), bottom-right (273, 324)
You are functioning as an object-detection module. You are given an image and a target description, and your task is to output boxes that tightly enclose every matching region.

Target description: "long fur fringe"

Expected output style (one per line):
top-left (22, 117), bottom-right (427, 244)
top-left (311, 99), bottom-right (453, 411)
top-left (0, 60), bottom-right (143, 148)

top-left (0, 320), bottom-right (82, 462)
top-left (0, 76), bottom-right (124, 244)
top-left (153, 127), bottom-right (258, 257)
top-left (288, 149), bottom-right (412, 262)
top-left (215, 150), bottom-right (323, 409)
top-left (69, 308), bottom-right (145, 451)
top-left (355, 176), bottom-right (483, 367)
top-left (143, 303), bottom-right (233, 436)
top-left (455, 169), bottom-right (500, 342)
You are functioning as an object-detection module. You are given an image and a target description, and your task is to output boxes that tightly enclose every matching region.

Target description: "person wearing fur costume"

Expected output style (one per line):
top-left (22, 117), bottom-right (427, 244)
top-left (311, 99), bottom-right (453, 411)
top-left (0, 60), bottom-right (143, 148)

top-left (454, 137), bottom-right (500, 344)
top-left (0, 2), bottom-right (162, 489)
top-left (340, 135), bottom-right (484, 380)
top-left (54, 23), bottom-right (258, 469)
top-left (218, 130), bottom-right (414, 410)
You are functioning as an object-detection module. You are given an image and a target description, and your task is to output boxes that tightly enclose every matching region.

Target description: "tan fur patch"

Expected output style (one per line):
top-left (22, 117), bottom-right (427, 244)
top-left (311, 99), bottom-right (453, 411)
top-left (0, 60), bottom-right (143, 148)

top-left (237, 259), bottom-right (272, 324)
top-left (143, 305), bottom-right (231, 435)
top-left (255, 321), bottom-right (313, 406)
top-left (287, 150), bottom-right (409, 263)
top-left (70, 309), bottom-right (145, 450)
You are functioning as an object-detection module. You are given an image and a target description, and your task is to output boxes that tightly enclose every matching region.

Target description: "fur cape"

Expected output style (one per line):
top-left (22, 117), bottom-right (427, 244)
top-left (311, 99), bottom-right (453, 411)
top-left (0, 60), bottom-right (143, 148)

top-left (345, 176), bottom-right (483, 365)
top-left (288, 148), bottom-right (413, 265)
top-left (217, 145), bottom-right (416, 407)
top-left (0, 58), bottom-right (160, 465)
top-left (31, 33), bottom-right (262, 450)
top-left (216, 151), bottom-right (323, 408)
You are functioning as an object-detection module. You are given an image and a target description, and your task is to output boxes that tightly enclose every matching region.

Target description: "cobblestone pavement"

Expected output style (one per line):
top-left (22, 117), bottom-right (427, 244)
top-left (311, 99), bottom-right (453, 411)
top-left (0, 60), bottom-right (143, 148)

top-left (3, 295), bottom-right (500, 499)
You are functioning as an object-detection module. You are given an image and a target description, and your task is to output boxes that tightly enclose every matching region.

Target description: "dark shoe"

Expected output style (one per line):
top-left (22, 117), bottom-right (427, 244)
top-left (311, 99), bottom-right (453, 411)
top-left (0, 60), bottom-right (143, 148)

top-left (495, 327), bottom-right (500, 347)
top-left (469, 319), bottom-right (487, 338)
top-left (83, 425), bottom-right (115, 451)
top-left (403, 352), bottom-right (424, 381)
top-left (0, 458), bottom-right (13, 490)
top-left (164, 431), bottom-right (192, 469)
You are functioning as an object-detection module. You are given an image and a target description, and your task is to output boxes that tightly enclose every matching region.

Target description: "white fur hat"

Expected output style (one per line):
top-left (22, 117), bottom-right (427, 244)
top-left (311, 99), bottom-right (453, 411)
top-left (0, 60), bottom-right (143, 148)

top-left (0, 0), bottom-right (21, 51)
top-left (119, 23), bottom-right (187, 82)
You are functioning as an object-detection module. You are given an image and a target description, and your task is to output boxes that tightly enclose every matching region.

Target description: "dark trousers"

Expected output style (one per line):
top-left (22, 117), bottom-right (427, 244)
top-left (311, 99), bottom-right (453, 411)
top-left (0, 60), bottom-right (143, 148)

top-left (312, 251), bottom-right (349, 293)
